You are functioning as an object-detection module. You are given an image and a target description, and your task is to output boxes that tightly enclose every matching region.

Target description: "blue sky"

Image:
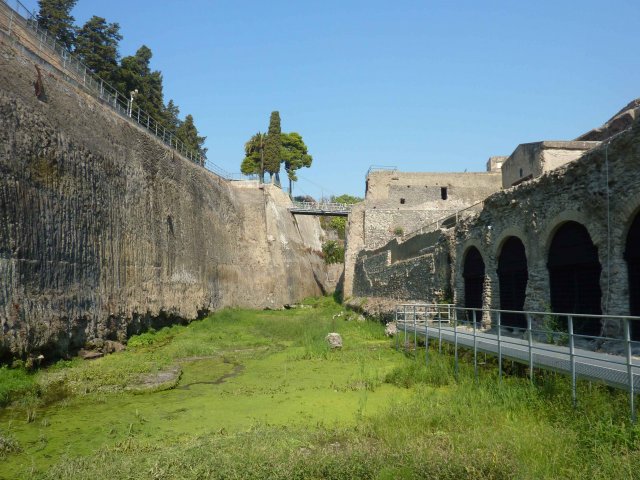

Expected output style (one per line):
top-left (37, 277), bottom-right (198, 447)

top-left (18, 0), bottom-right (640, 199)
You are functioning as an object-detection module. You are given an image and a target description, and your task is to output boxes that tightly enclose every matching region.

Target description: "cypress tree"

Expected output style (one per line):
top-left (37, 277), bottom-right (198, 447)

top-left (176, 114), bottom-right (207, 158)
top-left (263, 111), bottom-right (282, 179)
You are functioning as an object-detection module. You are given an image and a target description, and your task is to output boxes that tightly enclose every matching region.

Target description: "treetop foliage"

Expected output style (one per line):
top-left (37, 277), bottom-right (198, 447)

top-left (241, 113), bottom-right (313, 189)
top-left (37, 0), bottom-right (77, 50)
top-left (263, 111), bottom-right (282, 175)
top-left (35, 1), bottom-right (207, 158)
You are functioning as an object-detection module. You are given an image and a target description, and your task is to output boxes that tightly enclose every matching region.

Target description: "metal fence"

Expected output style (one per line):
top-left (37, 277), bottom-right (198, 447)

top-left (289, 201), bottom-right (352, 215)
top-left (0, 0), bottom-right (244, 181)
top-left (394, 303), bottom-right (640, 421)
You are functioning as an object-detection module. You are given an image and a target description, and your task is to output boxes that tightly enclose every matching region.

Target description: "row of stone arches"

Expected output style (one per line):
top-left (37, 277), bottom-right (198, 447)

top-left (462, 211), bottom-right (640, 336)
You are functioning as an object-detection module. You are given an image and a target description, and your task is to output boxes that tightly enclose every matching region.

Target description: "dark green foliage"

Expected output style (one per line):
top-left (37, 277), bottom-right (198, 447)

top-left (263, 111), bottom-right (282, 177)
top-left (281, 132), bottom-right (312, 195)
top-left (114, 45), bottom-right (165, 121)
top-left (74, 16), bottom-right (122, 82)
top-left (241, 132), bottom-right (267, 181)
top-left (176, 114), bottom-right (207, 157)
top-left (163, 99), bottom-right (181, 130)
top-left (36, 0), bottom-right (77, 50)
top-left (322, 240), bottom-right (344, 264)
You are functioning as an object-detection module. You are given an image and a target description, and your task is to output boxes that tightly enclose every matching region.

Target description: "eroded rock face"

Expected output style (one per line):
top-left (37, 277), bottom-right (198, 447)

top-left (0, 40), bottom-right (329, 360)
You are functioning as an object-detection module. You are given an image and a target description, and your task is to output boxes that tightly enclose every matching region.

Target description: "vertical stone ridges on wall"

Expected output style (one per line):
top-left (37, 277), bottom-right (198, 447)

top-left (0, 40), bottom-right (328, 359)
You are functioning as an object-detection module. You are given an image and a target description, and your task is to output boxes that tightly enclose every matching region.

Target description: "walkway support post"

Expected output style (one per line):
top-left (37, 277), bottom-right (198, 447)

top-left (527, 313), bottom-right (534, 384)
top-left (413, 305), bottom-right (417, 360)
top-left (568, 315), bottom-right (577, 408)
top-left (425, 307), bottom-right (429, 366)
top-left (403, 305), bottom-right (407, 354)
top-left (454, 311), bottom-right (459, 379)
top-left (394, 307), bottom-right (399, 351)
top-left (438, 307), bottom-right (443, 353)
top-left (625, 318), bottom-right (636, 423)
top-left (473, 309), bottom-right (478, 382)
top-left (497, 311), bottom-right (502, 383)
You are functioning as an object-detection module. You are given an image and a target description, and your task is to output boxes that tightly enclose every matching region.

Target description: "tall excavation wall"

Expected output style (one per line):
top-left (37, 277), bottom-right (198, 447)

top-left (0, 37), bottom-right (329, 359)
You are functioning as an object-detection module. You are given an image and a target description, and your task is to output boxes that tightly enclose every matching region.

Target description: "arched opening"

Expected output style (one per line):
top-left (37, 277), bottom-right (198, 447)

top-left (625, 212), bottom-right (640, 338)
top-left (547, 221), bottom-right (601, 336)
top-left (463, 247), bottom-right (485, 321)
top-left (497, 237), bottom-right (528, 329)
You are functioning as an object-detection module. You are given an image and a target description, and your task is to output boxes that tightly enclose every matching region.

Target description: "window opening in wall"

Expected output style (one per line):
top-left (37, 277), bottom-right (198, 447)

top-left (497, 237), bottom-right (528, 329)
top-left (441, 187), bottom-right (448, 200)
top-left (400, 198), bottom-right (405, 204)
top-left (463, 247), bottom-right (485, 322)
top-left (625, 212), bottom-right (640, 339)
top-left (519, 168), bottom-right (523, 177)
top-left (547, 221), bottom-right (601, 336)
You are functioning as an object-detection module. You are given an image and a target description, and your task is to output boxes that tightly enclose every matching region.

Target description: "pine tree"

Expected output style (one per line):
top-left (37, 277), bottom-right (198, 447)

top-left (263, 111), bottom-right (282, 179)
top-left (176, 114), bottom-right (207, 157)
top-left (114, 45), bottom-right (165, 121)
top-left (75, 16), bottom-right (122, 82)
top-left (280, 132), bottom-right (312, 196)
top-left (163, 99), bottom-right (181, 131)
top-left (36, 0), bottom-right (77, 50)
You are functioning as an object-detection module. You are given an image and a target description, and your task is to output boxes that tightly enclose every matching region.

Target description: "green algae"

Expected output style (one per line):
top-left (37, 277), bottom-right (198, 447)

top-left (0, 298), bottom-right (408, 478)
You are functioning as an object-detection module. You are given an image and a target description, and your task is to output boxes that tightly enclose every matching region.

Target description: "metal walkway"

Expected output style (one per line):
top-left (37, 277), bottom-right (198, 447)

top-left (288, 201), bottom-right (351, 216)
top-left (395, 304), bottom-right (640, 419)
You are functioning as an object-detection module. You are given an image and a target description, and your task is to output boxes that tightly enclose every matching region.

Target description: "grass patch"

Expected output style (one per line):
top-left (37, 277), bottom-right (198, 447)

top-left (1, 297), bottom-right (639, 479)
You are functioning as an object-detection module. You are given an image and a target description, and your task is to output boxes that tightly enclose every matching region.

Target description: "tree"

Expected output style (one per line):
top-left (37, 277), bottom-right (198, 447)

top-left (176, 114), bottom-right (207, 158)
top-left (263, 111), bottom-right (282, 180)
top-left (280, 132), bottom-right (312, 196)
top-left (163, 99), bottom-right (181, 131)
top-left (241, 132), bottom-right (267, 183)
top-left (326, 194), bottom-right (363, 239)
top-left (75, 16), bottom-right (122, 82)
top-left (115, 45), bottom-right (165, 121)
top-left (36, 0), bottom-right (77, 50)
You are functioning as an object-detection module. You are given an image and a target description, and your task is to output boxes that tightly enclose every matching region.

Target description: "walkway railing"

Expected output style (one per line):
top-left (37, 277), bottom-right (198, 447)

top-left (394, 303), bottom-right (640, 421)
top-left (400, 200), bottom-right (485, 241)
top-left (0, 0), bottom-right (247, 181)
top-left (289, 201), bottom-right (352, 216)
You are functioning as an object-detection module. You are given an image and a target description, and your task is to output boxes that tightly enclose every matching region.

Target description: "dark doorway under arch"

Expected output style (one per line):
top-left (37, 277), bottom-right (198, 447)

top-left (463, 247), bottom-right (485, 321)
top-left (548, 221), bottom-right (601, 336)
top-left (498, 237), bottom-right (528, 329)
top-left (625, 212), bottom-right (640, 338)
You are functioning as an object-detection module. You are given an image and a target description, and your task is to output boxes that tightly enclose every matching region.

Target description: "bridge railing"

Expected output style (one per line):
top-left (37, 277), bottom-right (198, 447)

top-left (289, 201), bottom-right (352, 213)
top-left (394, 303), bottom-right (640, 421)
top-left (0, 0), bottom-right (251, 182)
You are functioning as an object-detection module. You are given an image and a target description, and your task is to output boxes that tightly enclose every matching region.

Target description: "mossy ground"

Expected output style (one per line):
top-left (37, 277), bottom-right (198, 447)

top-left (1, 297), bottom-right (639, 479)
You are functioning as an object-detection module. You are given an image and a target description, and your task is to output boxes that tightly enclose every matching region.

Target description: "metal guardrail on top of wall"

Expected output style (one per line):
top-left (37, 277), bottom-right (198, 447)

top-left (0, 0), bottom-right (250, 182)
top-left (394, 303), bottom-right (640, 421)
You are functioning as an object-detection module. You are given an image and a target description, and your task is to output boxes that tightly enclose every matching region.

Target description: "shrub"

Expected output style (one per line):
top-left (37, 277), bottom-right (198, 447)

top-left (322, 241), bottom-right (344, 264)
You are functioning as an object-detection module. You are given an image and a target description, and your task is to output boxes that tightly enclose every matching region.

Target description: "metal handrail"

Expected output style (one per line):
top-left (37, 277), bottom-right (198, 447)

top-left (290, 201), bottom-right (352, 212)
top-left (400, 200), bottom-right (485, 241)
top-left (0, 0), bottom-right (251, 182)
top-left (394, 303), bottom-right (640, 422)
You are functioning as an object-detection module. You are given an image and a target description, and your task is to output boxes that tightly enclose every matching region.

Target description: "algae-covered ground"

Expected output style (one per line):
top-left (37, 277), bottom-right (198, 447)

top-left (1, 297), bottom-right (639, 479)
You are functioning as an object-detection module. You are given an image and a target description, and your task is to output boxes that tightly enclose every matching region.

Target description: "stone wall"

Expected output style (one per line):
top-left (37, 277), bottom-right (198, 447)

top-left (0, 38), bottom-right (329, 359)
top-left (501, 141), bottom-right (599, 188)
top-left (361, 171), bottom-right (501, 249)
top-left (349, 120), bottom-right (640, 334)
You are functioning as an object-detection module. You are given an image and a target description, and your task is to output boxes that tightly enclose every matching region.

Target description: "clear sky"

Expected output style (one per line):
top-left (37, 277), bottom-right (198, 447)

top-left (18, 0), bottom-right (640, 199)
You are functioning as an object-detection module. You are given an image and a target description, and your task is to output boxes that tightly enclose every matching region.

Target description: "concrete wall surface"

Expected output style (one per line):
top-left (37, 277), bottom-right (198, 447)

top-left (0, 38), bottom-right (329, 359)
